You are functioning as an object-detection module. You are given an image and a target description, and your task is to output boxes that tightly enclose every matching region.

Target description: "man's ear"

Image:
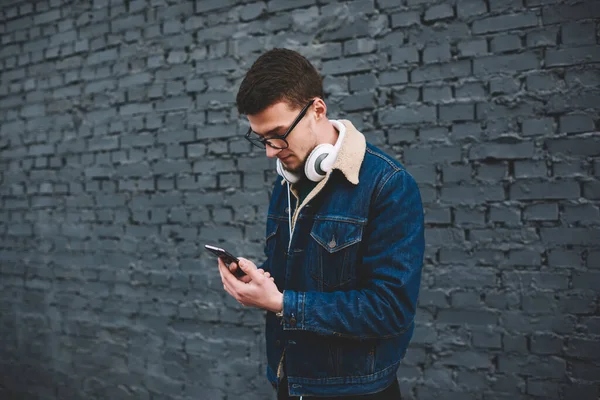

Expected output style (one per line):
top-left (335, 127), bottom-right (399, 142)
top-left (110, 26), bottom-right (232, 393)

top-left (312, 98), bottom-right (327, 121)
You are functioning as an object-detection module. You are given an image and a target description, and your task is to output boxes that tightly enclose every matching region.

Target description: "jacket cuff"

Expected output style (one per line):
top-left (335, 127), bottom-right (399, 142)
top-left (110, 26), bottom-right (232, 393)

top-left (282, 290), bottom-right (304, 330)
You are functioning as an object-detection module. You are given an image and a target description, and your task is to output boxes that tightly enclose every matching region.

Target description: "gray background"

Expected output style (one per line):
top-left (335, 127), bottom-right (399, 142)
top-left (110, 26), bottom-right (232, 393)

top-left (1, 0), bottom-right (599, 399)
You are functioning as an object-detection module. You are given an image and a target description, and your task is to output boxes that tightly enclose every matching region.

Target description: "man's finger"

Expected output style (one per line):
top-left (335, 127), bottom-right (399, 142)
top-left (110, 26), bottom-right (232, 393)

top-left (218, 257), bottom-right (233, 278)
top-left (227, 260), bottom-right (240, 273)
top-left (217, 258), bottom-right (226, 281)
top-left (219, 257), bottom-right (248, 297)
top-left (238, 258), bottom-right (261, 280)
top-left (222, 276), bottom-right (241, 302)
top-left (218, 258), bottom-right (237, 286)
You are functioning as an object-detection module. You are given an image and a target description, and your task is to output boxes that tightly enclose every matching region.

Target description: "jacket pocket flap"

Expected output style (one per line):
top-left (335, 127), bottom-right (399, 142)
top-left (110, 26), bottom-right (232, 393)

top-left (310, 218), bottom-right (364, 253)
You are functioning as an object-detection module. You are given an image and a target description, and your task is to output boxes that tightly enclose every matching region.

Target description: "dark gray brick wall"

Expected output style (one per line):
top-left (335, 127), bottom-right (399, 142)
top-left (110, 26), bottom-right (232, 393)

top-left (0, 0), bottom-right (599, 399)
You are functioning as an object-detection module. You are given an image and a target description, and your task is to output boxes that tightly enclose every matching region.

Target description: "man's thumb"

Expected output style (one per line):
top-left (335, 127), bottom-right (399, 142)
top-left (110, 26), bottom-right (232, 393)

top-left (237, 258), bottom-right (251, 273)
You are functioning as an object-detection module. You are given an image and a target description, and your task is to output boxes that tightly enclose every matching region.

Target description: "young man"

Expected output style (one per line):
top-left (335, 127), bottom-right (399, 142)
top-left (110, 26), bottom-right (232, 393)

top-left (218, 48), bottom-right (425, 399)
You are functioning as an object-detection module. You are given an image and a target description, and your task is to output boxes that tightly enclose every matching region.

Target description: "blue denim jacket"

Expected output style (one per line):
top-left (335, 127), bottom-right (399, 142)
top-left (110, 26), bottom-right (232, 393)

top-left (262, 120), bottom-right (425, 397)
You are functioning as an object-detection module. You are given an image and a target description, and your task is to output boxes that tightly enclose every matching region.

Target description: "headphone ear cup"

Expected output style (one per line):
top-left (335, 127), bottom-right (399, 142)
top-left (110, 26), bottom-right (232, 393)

top-left (304, 143), bottom-right (334, 182)
top-left (276, 158), bottom-right (301, 184)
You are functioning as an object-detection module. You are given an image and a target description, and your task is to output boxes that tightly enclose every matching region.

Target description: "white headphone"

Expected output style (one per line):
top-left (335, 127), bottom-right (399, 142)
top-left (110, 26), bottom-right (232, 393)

top-left (276, 119), bottom-right (346, 184)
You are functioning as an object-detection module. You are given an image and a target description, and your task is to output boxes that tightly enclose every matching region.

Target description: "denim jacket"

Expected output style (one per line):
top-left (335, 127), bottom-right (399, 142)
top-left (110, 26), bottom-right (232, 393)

top-left (262, 120), bottom-right (425, 397)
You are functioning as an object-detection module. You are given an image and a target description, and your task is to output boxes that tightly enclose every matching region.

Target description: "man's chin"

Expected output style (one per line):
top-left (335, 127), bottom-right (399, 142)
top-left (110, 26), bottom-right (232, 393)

top-left (282, 158), bottom-right (303, 174)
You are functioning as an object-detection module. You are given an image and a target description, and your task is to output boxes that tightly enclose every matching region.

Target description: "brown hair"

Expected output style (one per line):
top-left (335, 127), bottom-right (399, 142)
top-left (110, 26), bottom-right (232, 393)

top-left (236, 48), bottom-right (324, 115)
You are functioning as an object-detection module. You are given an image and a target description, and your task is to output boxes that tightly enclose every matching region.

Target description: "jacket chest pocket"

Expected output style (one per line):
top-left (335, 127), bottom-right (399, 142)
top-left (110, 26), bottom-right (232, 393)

top-left (309, 218), bottom-right (364, 291)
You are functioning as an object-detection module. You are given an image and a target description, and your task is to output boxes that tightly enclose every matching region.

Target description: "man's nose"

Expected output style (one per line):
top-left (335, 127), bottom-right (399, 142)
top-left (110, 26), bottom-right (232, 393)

top-left (265, 145), bottom-right (280, 158)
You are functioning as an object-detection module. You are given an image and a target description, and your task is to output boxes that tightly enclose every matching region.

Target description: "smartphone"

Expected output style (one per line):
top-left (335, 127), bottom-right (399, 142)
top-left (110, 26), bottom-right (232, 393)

top-left (204, 244), bottom-right (246, 277)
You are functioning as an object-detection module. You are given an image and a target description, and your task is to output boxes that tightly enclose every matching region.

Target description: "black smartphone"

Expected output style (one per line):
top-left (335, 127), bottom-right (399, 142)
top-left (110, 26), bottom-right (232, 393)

top-left (204, 244), bottom-right (246, 277)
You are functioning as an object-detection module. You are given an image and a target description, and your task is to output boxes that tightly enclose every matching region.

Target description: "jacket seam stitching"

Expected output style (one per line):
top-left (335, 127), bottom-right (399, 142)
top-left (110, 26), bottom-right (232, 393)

top-left (365, 147), bottom-right (401, 172)
top-left (298, 318), bottom-right (413, 340)
top-left (288, 360), bottom-right (401, 383)
top-left (374, 169), bottom-right (403, 205)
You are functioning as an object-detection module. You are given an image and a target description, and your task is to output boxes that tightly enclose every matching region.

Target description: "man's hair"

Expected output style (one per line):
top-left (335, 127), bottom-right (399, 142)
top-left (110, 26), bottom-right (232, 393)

top-left (236, 48), bottom-right (324, 116)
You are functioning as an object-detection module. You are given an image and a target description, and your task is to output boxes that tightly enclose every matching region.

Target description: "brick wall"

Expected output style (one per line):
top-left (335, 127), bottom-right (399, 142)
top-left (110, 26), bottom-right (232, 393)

top-left (1, 0), bottom-right (599, 399)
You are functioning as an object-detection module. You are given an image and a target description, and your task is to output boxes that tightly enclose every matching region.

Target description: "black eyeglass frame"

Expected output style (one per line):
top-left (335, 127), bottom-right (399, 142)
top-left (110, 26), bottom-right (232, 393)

top-left (244, 99), bottom-right (316, 150)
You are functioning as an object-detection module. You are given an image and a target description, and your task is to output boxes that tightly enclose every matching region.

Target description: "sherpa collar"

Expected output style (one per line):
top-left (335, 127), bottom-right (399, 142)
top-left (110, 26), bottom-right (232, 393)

top-left (330, 119), bottom-right (366, 185)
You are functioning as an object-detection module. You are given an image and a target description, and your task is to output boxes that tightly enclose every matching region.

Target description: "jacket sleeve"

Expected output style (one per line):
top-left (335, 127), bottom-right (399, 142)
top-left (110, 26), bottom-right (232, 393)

top-left (280, 169), bottom-right (425, 340)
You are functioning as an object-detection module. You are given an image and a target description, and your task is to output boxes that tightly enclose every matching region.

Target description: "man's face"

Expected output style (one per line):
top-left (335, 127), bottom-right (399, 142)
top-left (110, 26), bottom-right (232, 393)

top-left (247, 101), bottom-right (317, 173)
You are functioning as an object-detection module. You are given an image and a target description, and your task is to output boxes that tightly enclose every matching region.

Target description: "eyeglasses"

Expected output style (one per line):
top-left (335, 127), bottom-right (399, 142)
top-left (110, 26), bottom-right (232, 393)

top-left (245, 100), bottom-right (315, 150)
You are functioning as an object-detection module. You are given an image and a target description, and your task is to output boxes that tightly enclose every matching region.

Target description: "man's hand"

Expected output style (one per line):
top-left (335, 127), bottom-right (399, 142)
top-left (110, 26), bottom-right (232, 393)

top-left (218, 257), bottom-right (283, 313)
top-left (226, 259), bottom-right (253, 283)
top-left (224, 257), bottom-right (273, 284)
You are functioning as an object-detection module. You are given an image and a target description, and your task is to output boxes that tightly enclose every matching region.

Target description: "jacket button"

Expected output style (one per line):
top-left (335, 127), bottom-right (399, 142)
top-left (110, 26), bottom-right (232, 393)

top-left (290, 317), bottom-right (297, 327)
top-left (275, 340), bottom-right (281, 347)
